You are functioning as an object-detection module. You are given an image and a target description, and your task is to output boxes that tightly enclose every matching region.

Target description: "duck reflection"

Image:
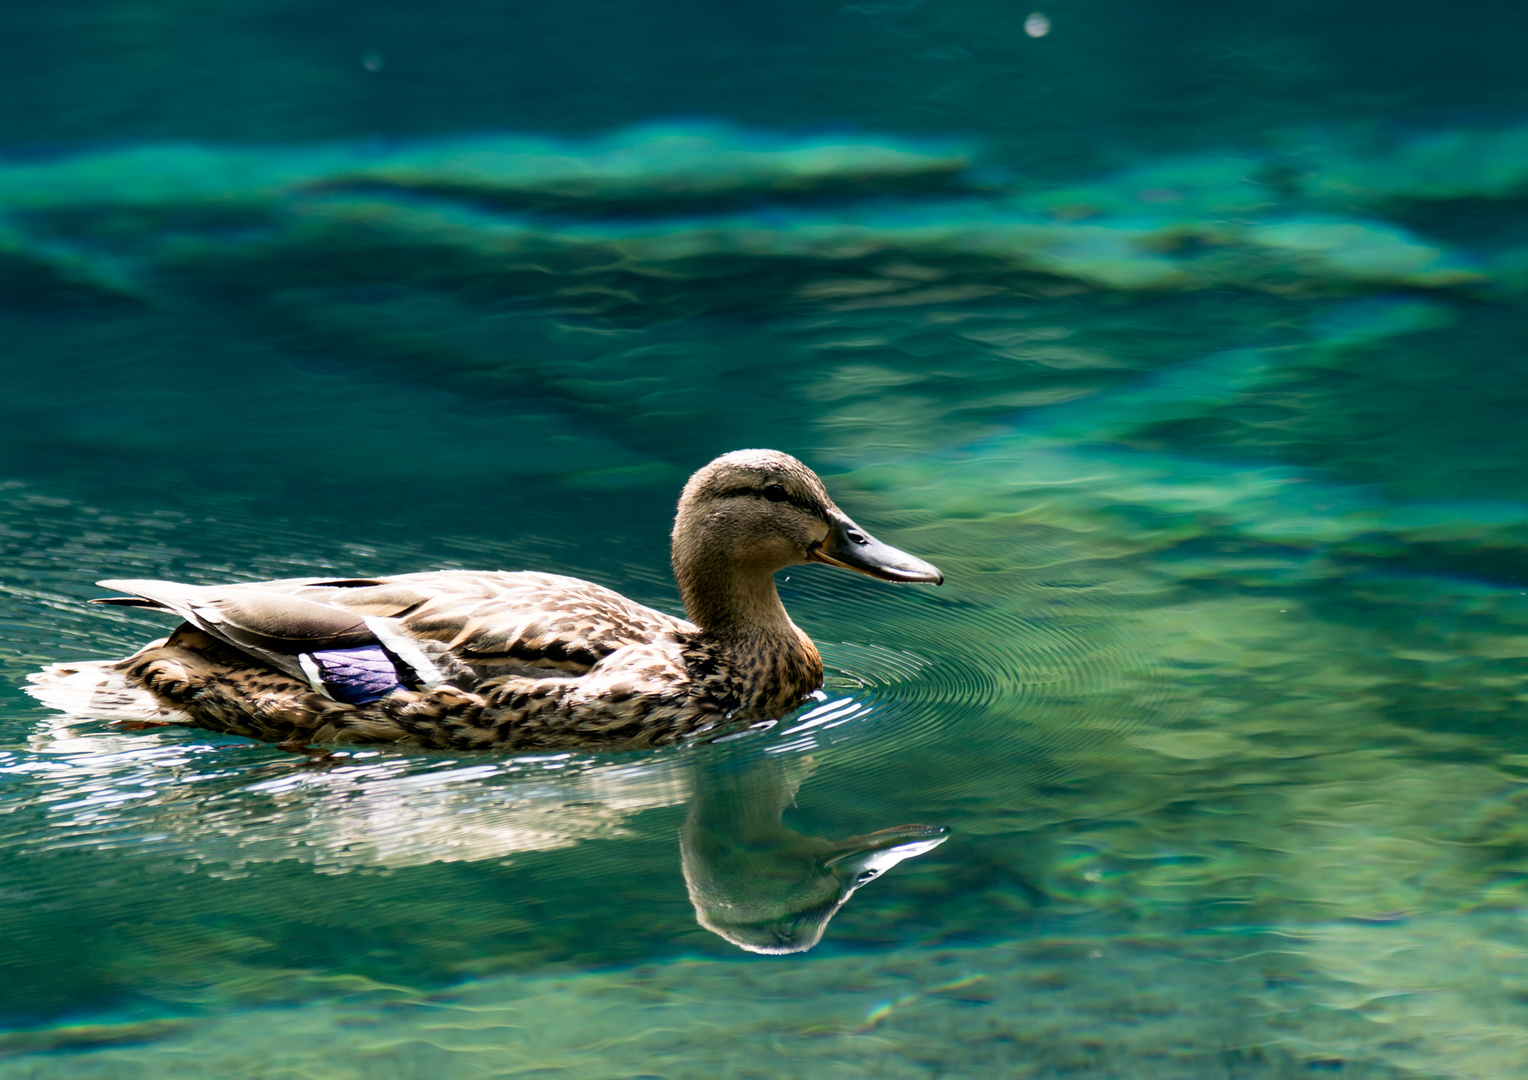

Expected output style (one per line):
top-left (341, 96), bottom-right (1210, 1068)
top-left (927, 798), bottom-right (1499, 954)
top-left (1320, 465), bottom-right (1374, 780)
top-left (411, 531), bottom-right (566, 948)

top-left (27, 714), bottom-right (946, 954)
top-left (681, 750), bottom-right (948, 954)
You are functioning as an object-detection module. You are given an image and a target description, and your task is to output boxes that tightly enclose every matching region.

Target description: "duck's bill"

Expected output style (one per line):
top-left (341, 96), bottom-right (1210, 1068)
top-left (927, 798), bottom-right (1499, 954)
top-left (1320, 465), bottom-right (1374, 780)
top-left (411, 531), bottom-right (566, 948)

top-left (824, 823), bottom-right (951, 878)
top-left (809, 513), bottom-right (944, 584)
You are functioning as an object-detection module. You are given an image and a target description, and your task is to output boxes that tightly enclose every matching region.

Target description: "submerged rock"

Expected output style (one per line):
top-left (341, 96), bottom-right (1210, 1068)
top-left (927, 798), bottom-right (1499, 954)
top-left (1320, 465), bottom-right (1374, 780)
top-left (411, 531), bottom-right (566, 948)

top-left (0, 119), bottom-right (1520, 311)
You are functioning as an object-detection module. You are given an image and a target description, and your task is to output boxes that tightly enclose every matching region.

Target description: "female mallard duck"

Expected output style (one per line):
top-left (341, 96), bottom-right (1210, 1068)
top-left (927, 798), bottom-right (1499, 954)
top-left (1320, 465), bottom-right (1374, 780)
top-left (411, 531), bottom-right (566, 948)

top-left (28, 450), bottom-right (942, 751)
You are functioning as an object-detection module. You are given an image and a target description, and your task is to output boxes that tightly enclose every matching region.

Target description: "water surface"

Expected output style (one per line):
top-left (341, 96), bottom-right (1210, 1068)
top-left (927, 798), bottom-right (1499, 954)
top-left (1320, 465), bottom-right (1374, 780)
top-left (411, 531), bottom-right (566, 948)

top-left (4, 3), bottom-right (1528, 1077)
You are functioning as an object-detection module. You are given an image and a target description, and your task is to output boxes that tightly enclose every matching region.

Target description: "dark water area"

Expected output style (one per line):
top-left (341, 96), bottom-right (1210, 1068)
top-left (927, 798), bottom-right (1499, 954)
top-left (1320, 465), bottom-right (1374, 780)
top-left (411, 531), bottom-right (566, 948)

top-left (4, 1), bottom-right (1528, 1077)
top-left (5, 1), bottom-right (1528, 176)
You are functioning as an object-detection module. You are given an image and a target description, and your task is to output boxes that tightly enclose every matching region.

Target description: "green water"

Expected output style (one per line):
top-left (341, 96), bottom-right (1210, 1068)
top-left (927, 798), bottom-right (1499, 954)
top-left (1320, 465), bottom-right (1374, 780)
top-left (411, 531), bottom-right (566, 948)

top-left (5, 2), bottom-right (1528, 1077)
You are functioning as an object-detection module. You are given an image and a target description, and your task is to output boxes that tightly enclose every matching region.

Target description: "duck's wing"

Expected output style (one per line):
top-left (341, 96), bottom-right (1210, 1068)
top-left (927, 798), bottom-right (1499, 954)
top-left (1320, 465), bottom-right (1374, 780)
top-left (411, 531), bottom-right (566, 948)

top-left (330, 571), bottom-right (692, 679)
top-left (94, 571), bottom-right (690, 689)
top-left (94, 578), bottom-right (382, 686)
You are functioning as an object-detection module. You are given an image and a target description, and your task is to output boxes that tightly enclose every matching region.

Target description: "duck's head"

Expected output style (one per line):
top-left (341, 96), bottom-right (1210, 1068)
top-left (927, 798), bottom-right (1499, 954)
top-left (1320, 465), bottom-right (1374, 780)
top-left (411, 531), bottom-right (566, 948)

top-left (671, 450), bottom-right (942, 631)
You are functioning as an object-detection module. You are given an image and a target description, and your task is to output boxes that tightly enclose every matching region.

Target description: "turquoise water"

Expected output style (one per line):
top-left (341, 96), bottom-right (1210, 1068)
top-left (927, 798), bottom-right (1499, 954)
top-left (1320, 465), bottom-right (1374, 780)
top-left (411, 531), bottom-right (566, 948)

top-left (6, 3), bottom-right (1528, 1076)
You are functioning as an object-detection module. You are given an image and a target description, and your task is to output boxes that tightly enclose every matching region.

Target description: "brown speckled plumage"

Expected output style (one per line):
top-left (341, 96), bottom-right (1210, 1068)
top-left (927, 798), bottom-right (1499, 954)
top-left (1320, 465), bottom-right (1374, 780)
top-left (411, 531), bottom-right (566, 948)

top-left (33, 450), bottom-right (942, 751)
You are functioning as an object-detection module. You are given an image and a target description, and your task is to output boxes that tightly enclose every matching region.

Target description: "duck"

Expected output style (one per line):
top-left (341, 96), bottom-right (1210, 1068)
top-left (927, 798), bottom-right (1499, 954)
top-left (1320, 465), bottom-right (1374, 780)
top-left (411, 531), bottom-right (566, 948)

top-left (26, 450), bottom-right (942, 751)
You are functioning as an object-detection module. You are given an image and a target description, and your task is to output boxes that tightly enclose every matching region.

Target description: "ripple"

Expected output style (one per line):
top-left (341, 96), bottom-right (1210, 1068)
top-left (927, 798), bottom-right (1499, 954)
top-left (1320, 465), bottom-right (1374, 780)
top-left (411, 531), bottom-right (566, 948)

top-left (758, 521), bottom-right (1195, 806)
top-left (1, 482), bottom-right (1191, 904)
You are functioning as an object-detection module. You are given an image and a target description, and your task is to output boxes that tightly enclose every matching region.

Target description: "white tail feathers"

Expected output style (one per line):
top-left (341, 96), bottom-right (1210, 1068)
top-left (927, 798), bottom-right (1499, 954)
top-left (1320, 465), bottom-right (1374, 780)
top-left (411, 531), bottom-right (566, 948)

top-left (24, 661), bottom-right (182, 722)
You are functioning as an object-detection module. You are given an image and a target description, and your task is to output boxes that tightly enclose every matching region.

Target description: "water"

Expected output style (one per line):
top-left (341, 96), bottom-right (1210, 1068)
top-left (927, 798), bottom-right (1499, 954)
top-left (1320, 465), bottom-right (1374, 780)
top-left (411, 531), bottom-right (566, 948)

top-left (4, 2), bottom-right (1528, 1076)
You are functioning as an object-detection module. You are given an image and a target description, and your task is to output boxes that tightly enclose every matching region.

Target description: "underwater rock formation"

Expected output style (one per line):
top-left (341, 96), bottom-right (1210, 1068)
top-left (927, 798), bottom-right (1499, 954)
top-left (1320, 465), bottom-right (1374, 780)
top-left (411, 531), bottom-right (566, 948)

top-left (0, 119), bottom-right (1523, 312)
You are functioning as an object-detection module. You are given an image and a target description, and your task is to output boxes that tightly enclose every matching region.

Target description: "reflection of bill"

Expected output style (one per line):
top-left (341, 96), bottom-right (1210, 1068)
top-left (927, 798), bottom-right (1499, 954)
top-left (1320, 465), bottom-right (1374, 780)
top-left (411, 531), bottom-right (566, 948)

top-left (681, 753), bottom-right (948, 955)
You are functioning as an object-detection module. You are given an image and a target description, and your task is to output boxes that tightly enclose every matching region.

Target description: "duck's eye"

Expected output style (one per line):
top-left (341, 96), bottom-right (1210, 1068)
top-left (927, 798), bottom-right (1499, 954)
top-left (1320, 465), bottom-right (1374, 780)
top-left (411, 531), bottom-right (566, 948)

top-left (763, 484), bottom-right (788, 503)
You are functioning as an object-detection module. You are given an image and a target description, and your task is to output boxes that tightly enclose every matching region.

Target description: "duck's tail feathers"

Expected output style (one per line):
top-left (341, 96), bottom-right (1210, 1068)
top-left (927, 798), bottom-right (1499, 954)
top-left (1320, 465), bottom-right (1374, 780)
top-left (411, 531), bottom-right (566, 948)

top-left (24, 660), bottom-right (184, 722)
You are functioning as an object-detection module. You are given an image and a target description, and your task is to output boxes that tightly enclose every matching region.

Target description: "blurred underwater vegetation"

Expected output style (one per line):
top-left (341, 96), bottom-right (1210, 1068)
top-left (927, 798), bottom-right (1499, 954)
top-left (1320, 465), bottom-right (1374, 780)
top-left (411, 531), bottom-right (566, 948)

top-left (4, 14), bottom-right (1528, 1077)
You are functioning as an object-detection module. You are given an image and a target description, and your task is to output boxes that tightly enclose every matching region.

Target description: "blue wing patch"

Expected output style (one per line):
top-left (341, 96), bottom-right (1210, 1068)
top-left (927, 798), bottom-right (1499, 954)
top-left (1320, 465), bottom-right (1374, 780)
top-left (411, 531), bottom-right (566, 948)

top-left (307, 645), bottom-right (404, 704)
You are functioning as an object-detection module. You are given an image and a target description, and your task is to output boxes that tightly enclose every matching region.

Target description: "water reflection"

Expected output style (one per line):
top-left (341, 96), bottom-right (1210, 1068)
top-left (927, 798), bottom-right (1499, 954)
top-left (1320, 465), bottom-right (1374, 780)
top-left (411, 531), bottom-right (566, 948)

top-left (19, 708), bottom-right (946, 955)
top-left (682, 748), bottom-right (947, 954)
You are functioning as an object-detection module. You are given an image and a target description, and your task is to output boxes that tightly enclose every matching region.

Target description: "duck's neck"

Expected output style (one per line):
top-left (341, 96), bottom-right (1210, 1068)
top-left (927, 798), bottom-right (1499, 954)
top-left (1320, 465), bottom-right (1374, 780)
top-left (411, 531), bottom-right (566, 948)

top-left (673, 550), bottom-right (823, 708)
top-left (676, 548), bottom-right (794, 637)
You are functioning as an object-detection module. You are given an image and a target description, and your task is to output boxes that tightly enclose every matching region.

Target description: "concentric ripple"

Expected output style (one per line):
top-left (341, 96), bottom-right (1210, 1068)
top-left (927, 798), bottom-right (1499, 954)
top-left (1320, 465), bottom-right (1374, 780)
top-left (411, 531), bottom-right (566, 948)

top-left (761, 519), bottom-right (1195, 799)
